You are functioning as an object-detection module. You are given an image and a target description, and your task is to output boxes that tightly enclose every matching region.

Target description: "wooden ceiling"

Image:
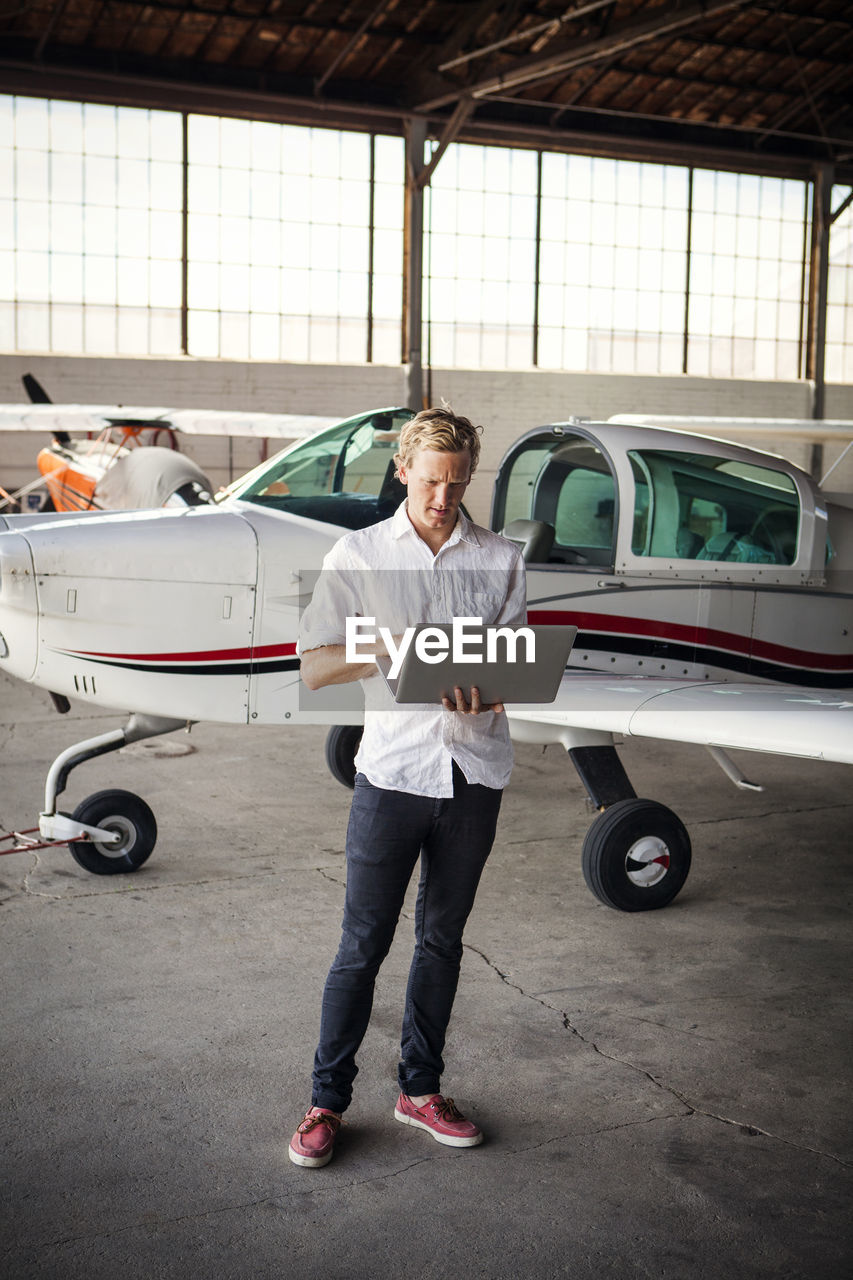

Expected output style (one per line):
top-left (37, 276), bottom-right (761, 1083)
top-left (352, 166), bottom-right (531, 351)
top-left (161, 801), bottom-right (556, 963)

top-left (3, 1), bottom-right (853, 179)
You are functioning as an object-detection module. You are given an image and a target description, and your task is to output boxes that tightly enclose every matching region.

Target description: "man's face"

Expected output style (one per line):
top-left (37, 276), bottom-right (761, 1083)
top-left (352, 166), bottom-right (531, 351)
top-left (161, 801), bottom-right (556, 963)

top-left (398, 447), bottom-right (472, 537)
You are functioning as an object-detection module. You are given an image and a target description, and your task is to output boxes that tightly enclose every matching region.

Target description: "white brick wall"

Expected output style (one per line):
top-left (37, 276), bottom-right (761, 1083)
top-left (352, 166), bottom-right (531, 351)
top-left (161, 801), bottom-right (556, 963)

top-left (2, 353), bottom-right (852, 520)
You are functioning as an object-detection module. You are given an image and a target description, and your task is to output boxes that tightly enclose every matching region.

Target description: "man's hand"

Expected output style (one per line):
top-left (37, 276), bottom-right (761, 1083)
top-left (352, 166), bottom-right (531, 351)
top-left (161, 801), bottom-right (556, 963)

top-left (441, 685), bottom-right (504, 715)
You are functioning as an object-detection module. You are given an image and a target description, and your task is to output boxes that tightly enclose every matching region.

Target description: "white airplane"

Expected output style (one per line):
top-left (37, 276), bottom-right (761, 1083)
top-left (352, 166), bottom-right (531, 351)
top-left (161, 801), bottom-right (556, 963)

top-left (1, 405), bottom-right (851, 911)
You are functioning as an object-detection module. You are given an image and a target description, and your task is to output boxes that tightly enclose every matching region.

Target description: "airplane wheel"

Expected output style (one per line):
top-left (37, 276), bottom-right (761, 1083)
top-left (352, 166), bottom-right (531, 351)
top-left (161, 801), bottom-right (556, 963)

top-left (324, 725), bottom-right (362, 789)
top-left (582, 798), bottom-right (691, 912)
top-left (68, 789), bottom-right (157, 875)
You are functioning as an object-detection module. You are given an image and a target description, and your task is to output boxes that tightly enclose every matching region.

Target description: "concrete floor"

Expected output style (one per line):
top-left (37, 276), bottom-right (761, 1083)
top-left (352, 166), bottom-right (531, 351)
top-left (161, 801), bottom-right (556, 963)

top-left (1, 669), bottom-right (851, 1279)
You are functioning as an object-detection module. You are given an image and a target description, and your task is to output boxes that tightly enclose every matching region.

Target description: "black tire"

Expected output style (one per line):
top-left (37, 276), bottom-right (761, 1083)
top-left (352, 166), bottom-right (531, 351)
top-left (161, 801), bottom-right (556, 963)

top-left (581, 798), bottom-right (691, 912)
top-left (68, 789), bottom-right (157, 875)
top-left (324, 725), bottom-right (363, 789)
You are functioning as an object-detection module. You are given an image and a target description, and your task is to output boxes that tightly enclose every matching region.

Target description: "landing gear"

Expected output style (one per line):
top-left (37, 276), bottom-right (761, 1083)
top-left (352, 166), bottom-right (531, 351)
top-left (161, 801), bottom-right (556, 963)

top-left (324, 725), bottom-right (362, 789)
top-left (36, 713), bottom-right (185, 875)
top-left (569, 745), bottom-right (692, 911)
top-left (581, 798), bottom-right (692, 912)
top-left (68, 789), bottom-right (157, 875)
top-left (507, 724), bottom-right (695, 910)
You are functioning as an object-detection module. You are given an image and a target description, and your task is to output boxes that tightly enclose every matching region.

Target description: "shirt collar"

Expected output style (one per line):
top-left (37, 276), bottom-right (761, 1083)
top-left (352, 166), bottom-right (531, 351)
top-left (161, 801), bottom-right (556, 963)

top-left (391, 498), bottom-right (415, 539)
top-left (391, 499), bottom-right (481, 548)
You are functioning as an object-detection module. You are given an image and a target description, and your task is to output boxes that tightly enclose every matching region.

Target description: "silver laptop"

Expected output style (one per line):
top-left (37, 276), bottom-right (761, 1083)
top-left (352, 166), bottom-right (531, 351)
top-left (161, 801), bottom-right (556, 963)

top-left (377, 623), bottom-right (576, 705)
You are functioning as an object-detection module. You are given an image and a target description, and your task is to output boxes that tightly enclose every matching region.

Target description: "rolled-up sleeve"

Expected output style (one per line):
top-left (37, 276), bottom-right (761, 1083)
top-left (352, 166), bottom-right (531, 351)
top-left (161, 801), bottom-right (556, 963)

top-left (297, 542), bottom-right (361, 656)
top-left (494, 548), bottom-right (528, 629)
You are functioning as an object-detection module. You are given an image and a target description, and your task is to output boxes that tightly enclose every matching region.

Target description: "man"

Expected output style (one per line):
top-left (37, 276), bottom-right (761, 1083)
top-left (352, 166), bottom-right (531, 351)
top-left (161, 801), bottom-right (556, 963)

top-left (289, 405), bottom-right (526, 1168)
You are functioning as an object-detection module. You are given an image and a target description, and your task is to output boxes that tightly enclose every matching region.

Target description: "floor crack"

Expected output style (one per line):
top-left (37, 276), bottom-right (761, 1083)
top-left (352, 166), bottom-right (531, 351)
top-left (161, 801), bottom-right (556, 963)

top-left (41, 1196), bottom-right (274, 1252)
top-left (37, 1152), bottom-right (449, 1251)
top-left (21, 853), bottom-right (63, 900)
top-left (692, 801), bottom-right (853, 828)
top-left (505, 1109), bottom-right (690, 1155)
top-left (316, 867), bottom-right (346, 889)
top-left (11, 867), bottom-right (292, 903)
top-left (463, 941), bottom-right (853, 1170)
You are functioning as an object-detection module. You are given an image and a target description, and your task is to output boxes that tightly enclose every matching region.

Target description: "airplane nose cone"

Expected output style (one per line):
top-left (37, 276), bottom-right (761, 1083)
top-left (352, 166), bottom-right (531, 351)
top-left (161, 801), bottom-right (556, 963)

top-left (0, 531), bottom-right (39, 681)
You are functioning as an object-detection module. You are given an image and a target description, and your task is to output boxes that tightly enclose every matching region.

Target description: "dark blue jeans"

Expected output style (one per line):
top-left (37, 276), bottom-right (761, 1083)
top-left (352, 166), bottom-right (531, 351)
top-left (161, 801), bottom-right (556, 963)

top-left (311, 761), bottom-right (503, 1114)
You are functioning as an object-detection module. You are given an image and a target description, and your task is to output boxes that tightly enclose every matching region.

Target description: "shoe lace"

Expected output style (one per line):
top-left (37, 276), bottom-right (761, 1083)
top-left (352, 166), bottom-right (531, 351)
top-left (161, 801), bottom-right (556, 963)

top-left (299, 1110), bottom-right (341, 1136)
top-left (430, 1096), bottom-right (464, 1122)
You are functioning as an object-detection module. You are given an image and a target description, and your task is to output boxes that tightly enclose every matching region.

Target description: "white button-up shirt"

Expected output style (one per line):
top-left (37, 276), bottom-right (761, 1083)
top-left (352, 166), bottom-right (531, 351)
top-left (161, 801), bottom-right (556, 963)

top-left (298, 500), bottom-right (527, 797)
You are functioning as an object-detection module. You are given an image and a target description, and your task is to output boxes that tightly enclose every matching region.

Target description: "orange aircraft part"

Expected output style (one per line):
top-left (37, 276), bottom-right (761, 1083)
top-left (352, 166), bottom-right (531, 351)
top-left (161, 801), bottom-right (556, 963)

top-left (34, 426), bottom-right (180, 513)
top-left (37, 447), bottom-right (99, 513)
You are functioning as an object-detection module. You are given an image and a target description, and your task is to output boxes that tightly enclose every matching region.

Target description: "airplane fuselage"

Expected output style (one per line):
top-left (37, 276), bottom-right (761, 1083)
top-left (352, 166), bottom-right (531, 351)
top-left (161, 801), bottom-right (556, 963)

top-left (1, 498), bottom-right (850, 729)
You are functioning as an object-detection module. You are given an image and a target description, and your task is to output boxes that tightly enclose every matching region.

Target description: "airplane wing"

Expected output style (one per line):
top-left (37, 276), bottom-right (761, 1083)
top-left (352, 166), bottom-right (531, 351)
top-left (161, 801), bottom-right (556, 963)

top-left (608, 413), bottom-right (853, 441)
top-left (0, 404), bottom-right (341, 439)
top-left (507, 673), bottom-right (853, 765)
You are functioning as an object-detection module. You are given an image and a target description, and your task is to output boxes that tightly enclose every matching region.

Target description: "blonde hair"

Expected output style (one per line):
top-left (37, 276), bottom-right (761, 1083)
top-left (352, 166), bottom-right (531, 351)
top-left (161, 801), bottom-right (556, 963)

top-left (395, 404), bottom-right (482, 476)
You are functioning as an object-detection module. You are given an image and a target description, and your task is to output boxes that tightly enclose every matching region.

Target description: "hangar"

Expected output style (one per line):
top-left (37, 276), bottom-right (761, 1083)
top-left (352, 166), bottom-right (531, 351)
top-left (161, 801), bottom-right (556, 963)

top-left (2, 0), bottom-right (853, 499)
top-left (1, 3), bottom-right (851, 1276)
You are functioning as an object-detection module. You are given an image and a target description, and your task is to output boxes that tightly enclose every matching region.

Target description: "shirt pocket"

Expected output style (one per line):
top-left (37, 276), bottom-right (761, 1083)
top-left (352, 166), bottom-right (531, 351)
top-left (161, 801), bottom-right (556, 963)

top-left (465, 589), bottom-right (507, 625)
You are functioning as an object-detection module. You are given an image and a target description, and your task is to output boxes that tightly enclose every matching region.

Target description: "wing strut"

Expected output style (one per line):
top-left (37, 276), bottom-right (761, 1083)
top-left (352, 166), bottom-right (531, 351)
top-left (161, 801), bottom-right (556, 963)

top-left (706, 746), bottom-right (763, 792)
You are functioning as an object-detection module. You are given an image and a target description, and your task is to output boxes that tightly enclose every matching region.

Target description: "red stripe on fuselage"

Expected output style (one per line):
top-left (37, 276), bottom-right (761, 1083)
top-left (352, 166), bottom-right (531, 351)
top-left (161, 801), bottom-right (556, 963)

top-left (61, 642), bottom-right (298, 662)
top-left (526, 609), bottom-right (852, 672)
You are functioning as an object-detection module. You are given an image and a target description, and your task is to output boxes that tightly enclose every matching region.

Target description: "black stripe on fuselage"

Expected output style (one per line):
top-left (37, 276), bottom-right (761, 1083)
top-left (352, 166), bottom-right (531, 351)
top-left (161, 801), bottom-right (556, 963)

top-left (65, 656), bottom-right (301, 676)
top-left (577, 632), bottom-right (853, 688)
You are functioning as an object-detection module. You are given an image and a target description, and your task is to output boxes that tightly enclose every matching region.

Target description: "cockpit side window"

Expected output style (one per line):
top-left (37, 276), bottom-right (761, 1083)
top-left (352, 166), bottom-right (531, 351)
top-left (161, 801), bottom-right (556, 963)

top-left (627, 449), bottom-right (800, 564)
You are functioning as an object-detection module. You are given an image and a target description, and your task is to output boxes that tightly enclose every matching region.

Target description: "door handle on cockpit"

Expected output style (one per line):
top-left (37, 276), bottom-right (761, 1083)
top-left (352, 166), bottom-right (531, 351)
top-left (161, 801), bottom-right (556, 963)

top-left (596, 579), bottom-right (626, 589)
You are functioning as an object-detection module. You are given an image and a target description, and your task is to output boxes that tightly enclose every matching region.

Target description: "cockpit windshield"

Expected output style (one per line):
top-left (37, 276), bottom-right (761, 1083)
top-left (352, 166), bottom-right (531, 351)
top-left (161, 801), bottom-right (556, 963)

top-left (229, 408), bottom-right (413, 530)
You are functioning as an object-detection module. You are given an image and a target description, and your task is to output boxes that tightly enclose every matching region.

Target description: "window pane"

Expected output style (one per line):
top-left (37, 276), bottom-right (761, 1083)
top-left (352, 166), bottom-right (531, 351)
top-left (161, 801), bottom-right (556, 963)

top-left (628, 450), bottom-right (798, 563)
top-left (536, 153), bottom-right (690, 374)
top-left (184, 115), bottom-right (398, 365)
top-left (685, 170), bottom-right (808, 379)
top-left (427, 142), bottom-right (537, 370)
top-left (826, 190), bottom-right (853, 385)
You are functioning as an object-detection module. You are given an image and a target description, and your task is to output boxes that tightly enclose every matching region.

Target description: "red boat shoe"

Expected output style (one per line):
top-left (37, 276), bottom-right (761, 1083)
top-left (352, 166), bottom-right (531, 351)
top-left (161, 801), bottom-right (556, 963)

top-left (394, 1093), bottom-right (483, 1147)
top-left (288, 1106), bottom-right (341, 1168)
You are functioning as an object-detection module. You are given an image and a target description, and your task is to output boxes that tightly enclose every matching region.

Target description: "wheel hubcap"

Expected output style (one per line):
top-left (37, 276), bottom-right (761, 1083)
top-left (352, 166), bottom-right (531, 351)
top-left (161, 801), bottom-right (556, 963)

top-left (625, 836), bottom-right (670, 888)
top-left (93, 815), bottom-right (136, 858)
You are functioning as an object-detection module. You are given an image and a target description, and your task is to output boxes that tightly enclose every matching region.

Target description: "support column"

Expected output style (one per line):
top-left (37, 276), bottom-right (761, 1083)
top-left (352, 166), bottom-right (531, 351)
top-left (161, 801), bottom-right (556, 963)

top-left (403, 117), bottom-right (427, 411)
top-left (806, 165), bottom-right (834, 476)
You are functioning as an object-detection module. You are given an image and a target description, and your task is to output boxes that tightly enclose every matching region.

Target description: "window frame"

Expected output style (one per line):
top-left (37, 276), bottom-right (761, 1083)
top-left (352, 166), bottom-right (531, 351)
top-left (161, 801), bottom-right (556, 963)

top-left (490, 424), bottom-right (620, 569)
top-left (608, 432), bottom-right (827, 583)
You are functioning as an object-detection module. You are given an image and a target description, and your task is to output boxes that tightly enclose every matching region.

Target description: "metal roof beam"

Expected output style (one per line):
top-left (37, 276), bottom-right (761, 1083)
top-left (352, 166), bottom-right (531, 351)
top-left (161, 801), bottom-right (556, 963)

top-left (404, 0), bottom-right (508, 77)
top-left (414, 0), bottom-right (750, 111)
top-left (414, 94), bottom-right (474, 189)
top-left (437, 0), bottom-right (616, 73)
top-left (33, 0), bottom-right (72, 60)
top-left (313, 0), bottom-right (391, 94)
top-left (757, 61), bottom-right (851, 143)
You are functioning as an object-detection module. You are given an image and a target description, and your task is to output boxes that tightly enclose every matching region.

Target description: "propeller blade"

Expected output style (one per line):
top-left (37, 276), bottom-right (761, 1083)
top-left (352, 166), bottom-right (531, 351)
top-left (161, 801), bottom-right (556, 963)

top-left (22, 373), bottom-right (53, 404)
